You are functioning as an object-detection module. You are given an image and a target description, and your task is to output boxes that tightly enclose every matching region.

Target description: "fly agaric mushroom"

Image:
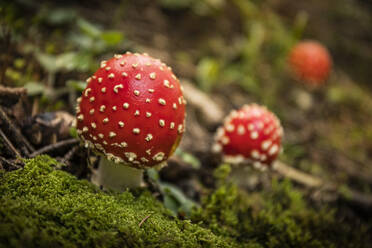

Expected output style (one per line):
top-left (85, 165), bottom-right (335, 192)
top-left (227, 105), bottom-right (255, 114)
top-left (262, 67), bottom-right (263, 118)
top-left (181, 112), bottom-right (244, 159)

top-left (75, 52), bottom-right (186, 190)
top-left (213, 104), bottom-right (283, 170)
top-left (289, 40), bottom-right (332, 85)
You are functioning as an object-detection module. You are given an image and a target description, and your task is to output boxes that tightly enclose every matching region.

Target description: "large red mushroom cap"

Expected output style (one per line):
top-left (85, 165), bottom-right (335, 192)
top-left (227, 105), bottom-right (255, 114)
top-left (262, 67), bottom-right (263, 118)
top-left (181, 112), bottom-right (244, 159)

top-left (289, 40), bottom-right (332, 85)
top-left (213, 104), bottom-right (283, 170)
top-left (76, 52), bottom-right (186, 168)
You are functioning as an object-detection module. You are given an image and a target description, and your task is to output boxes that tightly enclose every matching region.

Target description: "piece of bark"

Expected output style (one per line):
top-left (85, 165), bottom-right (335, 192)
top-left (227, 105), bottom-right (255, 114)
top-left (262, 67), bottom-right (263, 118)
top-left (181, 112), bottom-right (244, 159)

top-left (0, 86), bottom-right (27, 107)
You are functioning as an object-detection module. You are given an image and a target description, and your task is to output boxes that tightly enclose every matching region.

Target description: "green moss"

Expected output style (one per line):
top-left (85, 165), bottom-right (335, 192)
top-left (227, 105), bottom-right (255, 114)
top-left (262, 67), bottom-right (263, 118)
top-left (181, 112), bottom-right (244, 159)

top-left (0, 156), bottom-right (237, 248)
top-left (192, 165), bottom-right (371, 248)
top-left (0, 158), bottom-right (370, 248)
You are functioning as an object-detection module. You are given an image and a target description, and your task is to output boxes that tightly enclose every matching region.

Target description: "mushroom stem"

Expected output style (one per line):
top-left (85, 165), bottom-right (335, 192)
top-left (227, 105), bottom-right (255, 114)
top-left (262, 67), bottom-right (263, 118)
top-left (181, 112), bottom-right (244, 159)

top-left (93, 157), bottom-right (143, 191)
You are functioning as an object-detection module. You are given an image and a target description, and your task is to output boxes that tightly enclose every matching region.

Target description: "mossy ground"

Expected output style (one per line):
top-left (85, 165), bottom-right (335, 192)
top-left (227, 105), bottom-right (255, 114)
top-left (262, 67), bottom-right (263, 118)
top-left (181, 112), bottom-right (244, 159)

top-left (0, 157), bottom-right (370, 248)
top-left (193, 166), bottom-right (371, 248)
top-left (1, 1), bottom-right (372, 247)
top-left (0, 156), bottom-right (236, 248)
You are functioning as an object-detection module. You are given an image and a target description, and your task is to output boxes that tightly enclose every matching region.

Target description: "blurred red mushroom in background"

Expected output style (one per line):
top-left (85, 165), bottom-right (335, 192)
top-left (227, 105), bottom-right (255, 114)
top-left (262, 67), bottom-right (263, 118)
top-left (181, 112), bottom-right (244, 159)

top-left (289, 40), bottom-right (332, 86)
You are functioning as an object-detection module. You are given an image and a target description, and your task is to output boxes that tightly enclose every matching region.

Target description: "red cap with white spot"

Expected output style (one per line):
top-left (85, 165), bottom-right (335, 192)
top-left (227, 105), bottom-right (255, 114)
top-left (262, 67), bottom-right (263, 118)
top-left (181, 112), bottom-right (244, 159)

top-left (76, 52), bottom-right (186, 169)
top-left (213, 104), bottom-right (283, 170)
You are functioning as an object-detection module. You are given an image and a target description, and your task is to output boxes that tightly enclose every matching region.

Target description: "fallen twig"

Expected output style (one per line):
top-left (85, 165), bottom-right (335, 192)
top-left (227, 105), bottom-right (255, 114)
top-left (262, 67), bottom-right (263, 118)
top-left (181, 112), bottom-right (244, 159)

top-left (138, 213), bottom-right (153, 227)
top-left (0, 156), bottom-right (22, 171)
top-left (182, 80), bottom-right (225, 126)
top-left (58, 145), bottom-right (79, 167)
top-left (273, 161), bottom-right (324, 188)
top-left (0, 128), bottom-right (21, 158)
top-left (30, 139), bottom-right (79, 158)
top-left (0, 105), bottom-right (35, 155)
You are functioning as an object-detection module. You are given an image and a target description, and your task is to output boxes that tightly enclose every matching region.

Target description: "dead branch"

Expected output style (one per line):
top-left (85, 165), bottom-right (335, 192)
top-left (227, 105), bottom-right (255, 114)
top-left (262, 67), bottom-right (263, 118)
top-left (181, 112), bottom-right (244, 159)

top-left (181, 108), bottom-right (211, 153)
top-left (59, 145), bottom-right (79, 165)
top-left (0, 128), bottom-right (21, 158)
top-left (138, 213), bottom-right (153, 227)
top-left (0, 105), bottom-right (35, 155)
top-left (273, 161), bottom-right (324, 188)
top-left (0, 156), bottom-right (22, 171)
top-left (29, 139), bottom-right (79, 158)
top-left (181, 80), bottom-right (225, 126)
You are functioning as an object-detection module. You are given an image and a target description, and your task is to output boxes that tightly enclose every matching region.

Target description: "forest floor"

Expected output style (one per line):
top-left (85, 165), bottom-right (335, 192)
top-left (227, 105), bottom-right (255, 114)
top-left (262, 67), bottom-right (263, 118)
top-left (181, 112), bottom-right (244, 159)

top-left (1, 0), bottom-right (372, 247)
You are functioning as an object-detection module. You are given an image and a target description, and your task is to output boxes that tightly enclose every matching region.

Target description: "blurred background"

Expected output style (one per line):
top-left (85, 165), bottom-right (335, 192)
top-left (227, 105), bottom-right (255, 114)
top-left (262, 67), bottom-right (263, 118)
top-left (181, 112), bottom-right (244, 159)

top-left (1, 0), bottom-right (372, 245)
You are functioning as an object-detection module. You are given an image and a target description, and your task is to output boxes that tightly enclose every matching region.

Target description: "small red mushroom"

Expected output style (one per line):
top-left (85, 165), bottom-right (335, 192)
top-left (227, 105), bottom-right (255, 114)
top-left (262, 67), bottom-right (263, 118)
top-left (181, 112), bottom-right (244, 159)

top-left (288, 40), bottom-right (332, 86)
top-left (75, 52), bottom-right (186, 190)
top-left (213, 104), bottom-right (283, 170)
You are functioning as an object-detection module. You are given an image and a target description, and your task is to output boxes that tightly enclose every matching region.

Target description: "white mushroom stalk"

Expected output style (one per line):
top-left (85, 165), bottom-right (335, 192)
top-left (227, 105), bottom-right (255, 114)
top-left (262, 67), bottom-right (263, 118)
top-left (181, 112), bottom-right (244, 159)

top-left (92, 157), bottom-right (143, 190)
